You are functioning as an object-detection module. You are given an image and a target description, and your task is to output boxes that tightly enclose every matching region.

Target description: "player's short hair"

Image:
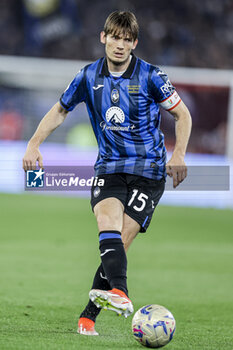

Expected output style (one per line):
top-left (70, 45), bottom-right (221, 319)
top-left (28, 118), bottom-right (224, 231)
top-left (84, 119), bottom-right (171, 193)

top-left (103, 11), bottom-right (139, 41)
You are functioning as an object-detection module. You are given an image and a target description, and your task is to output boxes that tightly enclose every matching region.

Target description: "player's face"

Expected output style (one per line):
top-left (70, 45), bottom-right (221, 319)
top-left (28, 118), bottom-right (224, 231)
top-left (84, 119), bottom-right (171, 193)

top-left (100, 31), bottom-right (138, 69)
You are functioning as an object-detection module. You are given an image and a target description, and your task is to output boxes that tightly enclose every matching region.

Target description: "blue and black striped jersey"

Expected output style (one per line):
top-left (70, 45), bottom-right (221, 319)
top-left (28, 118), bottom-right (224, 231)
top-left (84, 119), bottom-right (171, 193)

top-left (60, 54), bottom-right (181, 180)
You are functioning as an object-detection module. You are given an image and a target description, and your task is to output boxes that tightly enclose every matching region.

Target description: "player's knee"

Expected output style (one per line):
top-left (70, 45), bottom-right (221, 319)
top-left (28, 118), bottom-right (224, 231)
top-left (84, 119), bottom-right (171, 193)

top-left (96, 213), bottom-right (122, 232)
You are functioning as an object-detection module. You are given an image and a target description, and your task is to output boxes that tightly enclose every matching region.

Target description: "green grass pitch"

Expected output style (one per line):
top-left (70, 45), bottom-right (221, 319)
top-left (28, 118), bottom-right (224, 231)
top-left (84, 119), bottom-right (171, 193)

top-left (0, 193), bottom-right (232, 350)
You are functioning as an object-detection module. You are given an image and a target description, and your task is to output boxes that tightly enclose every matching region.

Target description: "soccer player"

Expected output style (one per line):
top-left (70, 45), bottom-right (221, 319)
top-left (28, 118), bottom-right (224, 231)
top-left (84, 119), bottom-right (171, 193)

top-left (23, 11), bottom-right (192, 336)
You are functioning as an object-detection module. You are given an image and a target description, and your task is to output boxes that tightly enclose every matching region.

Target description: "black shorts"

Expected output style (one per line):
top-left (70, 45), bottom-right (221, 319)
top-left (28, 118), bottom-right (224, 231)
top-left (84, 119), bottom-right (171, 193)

top-left (91, 173), bottom-right (165, 232)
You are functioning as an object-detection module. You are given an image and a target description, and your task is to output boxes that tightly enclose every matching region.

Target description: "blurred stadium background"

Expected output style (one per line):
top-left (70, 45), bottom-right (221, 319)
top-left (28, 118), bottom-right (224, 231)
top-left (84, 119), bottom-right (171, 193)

top-left (0, 0), bottom-right (232, 206)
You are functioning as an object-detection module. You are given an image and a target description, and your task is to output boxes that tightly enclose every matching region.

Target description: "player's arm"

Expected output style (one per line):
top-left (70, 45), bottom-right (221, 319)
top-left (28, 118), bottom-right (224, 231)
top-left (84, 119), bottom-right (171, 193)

top-left (23, 102), bottom-right (68, 171)
top-left (166, 100), bottom-right (192, 188)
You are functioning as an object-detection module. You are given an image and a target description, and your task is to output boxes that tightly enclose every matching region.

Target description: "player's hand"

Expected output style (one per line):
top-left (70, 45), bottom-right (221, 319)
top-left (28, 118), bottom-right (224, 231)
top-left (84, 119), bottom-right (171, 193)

top-left (22, 146), bottom-right (43, 171)
top-left (166, 156), bottom-right (187, 188)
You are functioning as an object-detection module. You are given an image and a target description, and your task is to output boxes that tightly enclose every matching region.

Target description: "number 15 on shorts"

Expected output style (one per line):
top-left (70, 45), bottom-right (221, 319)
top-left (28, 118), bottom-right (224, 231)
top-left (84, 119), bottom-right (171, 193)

top-left (127, 190), bottom-right (149, 212)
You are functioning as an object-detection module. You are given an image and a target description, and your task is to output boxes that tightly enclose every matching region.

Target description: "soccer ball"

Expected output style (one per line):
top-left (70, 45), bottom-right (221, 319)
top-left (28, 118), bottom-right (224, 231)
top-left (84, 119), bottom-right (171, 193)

top-left (132, 304), bottom-right (176, 348)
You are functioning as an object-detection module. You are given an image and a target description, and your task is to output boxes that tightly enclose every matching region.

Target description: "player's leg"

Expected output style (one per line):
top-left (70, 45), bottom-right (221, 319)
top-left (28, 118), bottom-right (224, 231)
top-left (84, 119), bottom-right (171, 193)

top-left (78, 174), bottom-right (131, 334)
top-left (89, 175), bottom-right (128, 297)
top-left (78, 214), bottom-right (143, 334)
top-left (78, 212), bottom-right (139, 334)
top-left (94, 197), bottom-right (124, 231)
top-left (121, 213), bottom-right (140, 252)
top-left (78, 264), bottom-right (110, 332)
top-left (78, 198), bottom-right (124, 334)
top-left (91, 198), bottom-right (140, 293)
top-left (88, 211), bottom-right (143, 322)
top-left (79, 213), bottom-right (139, 327)
top-left (89, 196), bottom-right (134, 317)
top-left (93, 197), bottom-right (126, 293)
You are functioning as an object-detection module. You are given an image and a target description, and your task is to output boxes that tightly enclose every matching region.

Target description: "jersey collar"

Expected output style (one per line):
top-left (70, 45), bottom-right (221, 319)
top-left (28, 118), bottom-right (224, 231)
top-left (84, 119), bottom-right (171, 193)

top-left (99, 53), bottom-right (137, 79)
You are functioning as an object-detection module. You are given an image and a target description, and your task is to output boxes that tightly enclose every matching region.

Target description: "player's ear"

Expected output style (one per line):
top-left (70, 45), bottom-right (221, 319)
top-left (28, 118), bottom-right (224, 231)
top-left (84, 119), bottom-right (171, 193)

top-left (132, 39), bottom-right (138, 50)
top-left (100, 31), bottom-right (106, 44)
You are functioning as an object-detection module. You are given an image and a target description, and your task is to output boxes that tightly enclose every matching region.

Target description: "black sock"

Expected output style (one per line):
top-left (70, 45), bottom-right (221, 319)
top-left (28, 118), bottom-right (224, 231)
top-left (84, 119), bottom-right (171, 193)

top-left (79, 264), bottom-right (110, 322)
top-left (99, 230), bottom-right (128, 295)
top-left (79, 231), bottom-right (128, 322)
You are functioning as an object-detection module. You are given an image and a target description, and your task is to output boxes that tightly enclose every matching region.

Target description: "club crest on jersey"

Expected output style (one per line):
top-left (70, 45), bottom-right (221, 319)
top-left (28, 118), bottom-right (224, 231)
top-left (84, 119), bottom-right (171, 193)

top-left (111, 88), bottom-right (119, 103)
top-left (105, 106), bottom-right (125, 123)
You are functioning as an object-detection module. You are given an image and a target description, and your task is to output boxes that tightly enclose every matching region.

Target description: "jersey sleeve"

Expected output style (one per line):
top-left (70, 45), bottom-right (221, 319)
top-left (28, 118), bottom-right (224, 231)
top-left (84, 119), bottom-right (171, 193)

top-left (150, 67), bottom-right (181, 111)
top-left (60, 68), bottom-right (86, 111)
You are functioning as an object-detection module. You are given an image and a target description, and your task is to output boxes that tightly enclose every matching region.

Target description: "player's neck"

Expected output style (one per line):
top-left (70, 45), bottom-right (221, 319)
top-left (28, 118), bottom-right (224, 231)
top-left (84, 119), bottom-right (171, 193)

top-left (106, 55), bottom-right (132, 73)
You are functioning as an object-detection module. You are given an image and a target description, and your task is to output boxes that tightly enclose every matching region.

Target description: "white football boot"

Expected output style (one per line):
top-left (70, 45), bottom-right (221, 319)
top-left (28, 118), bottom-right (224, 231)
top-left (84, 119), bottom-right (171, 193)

top-left (89, 288), bottom-right (134, 318)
